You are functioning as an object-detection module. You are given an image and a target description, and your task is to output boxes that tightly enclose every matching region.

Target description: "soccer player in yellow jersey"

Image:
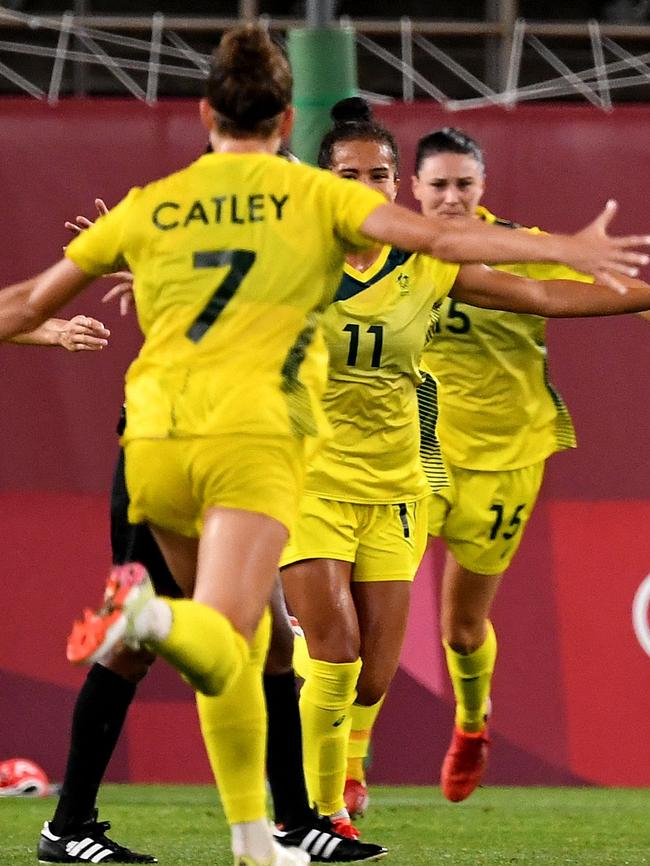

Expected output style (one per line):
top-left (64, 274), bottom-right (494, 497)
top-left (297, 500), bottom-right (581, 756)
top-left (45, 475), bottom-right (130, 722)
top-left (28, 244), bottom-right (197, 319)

top-left (280, 99), bottom-right (650, 835)
top-left (281, 101), bottom-right (456, 839)
top-left (411, 127), bottom-right (650, 804)
top-left (1, 27), bottom-right (650, 866)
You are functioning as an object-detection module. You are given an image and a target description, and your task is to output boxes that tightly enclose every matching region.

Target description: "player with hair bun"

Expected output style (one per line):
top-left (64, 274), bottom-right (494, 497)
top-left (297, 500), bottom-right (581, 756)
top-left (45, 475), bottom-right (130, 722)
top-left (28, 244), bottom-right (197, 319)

top-left (285, 101), bottom-right (650, 831)
top-left (1, 24), bottom-right (650, 865)
top-left (281, 97), bottom-right (441, 841)
top-left (39, 189), bottom-right (386, 866)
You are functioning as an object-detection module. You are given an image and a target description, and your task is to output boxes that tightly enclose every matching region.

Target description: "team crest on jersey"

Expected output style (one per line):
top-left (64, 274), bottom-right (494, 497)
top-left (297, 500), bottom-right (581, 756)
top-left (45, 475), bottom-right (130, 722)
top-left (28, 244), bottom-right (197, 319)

top-left (397, 272), bottom-right (410, 294)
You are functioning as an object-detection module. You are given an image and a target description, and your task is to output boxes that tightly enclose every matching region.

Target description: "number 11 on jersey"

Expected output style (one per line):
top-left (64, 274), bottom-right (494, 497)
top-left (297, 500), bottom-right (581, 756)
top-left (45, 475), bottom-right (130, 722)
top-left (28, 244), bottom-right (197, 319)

top-left (343, 323), bottom-right (384, 368)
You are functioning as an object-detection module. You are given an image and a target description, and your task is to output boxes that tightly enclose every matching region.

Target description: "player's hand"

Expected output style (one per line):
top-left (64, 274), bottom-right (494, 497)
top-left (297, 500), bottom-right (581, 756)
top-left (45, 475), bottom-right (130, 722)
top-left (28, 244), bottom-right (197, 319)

top-left (64, 198), bottom-right (109, 237)
top-left (58, 315), bottom-right (110, 352)
top-left (64, 198), bottom-right (135, 316)
top-left (102, 274), bottom-right (134, 317)
top-left (569, 200), bottom-right (650, 294)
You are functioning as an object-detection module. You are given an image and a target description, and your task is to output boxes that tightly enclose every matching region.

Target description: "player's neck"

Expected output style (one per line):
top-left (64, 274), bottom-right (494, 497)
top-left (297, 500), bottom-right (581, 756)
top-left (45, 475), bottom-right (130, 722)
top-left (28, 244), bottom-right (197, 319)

top-left (208, 132), bottom-right (281, 155)
top-left (346, 247), bottom-right (383, 272)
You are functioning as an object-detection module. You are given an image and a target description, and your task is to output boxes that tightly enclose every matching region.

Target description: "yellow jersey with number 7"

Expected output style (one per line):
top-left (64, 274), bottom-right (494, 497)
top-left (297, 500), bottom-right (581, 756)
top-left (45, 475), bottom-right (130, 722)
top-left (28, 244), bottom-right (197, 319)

top-left (65, 152), bottom-right (385, 445)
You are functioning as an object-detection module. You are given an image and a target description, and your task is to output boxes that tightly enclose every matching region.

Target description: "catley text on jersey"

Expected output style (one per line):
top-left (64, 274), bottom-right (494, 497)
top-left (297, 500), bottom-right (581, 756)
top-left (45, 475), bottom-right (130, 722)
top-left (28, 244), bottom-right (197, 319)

top-left (152, 194), bottom-right (290, 230)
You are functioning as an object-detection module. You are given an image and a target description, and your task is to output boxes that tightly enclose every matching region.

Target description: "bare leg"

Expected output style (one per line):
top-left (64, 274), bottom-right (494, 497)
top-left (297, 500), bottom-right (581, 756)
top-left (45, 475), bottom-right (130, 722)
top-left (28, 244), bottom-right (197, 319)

top-left (267, 576), bottom-right (295, 676)
top-left (151, 506), bottom-right (287, 640)
top-left (343, 581), bottom-right (412, 819)
top-left (353, 580), bottom-right (412, 706)
top-left (282, 559), bottom-right (357, 662)
top-left (149, 510), bottom-right (289, 860)
top-left (146, 523), bottom-right (198, 599)
top-left (282, 559), bottom-right (360, 815)
top-left (440, 551), bottom-right (502, 654)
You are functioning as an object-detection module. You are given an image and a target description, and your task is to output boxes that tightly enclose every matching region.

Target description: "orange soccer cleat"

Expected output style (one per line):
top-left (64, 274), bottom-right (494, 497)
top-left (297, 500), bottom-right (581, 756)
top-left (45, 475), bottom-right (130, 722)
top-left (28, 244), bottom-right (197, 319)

top-left (330, 817), bottom-right (361, 840)
top-left (440, 726), bottom-right (490, 802)
top-left (344, 778), bottom-right (369, 820)
top-left (67, 563), bottom-right (155, 665)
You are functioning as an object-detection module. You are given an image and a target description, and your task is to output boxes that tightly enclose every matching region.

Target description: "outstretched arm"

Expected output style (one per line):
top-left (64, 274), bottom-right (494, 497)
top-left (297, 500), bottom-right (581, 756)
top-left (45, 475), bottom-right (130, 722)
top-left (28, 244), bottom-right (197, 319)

top-left (0, 260), bottom-right (94, 342)
top-left (450, 264), bottom-right (650, 317)
top-left (9, 315), bottom-right (110, 351)
top-left (361, 199), bottom-right (650, 293)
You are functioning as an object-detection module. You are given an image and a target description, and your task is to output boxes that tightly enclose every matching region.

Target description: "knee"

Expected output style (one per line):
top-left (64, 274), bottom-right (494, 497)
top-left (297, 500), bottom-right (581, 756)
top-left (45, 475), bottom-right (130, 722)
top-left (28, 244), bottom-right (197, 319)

top-left (355, 680), bottom-right (384, 707)
top-left (103, 646), bottom-right (156, 683)
top-left (296, 609), bottom-right (358, 663)
top-left (308, 630), bottom-right (359, 665)
top-left (441, 611), bottom-right (488, 655)
top-left (356, 663), bottom-right (391, 706)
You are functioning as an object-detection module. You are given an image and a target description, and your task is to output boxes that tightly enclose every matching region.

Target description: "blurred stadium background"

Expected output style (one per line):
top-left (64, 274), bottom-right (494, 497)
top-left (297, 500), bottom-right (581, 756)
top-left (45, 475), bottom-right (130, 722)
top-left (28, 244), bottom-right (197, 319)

top-left (0, 0), bottom-right (649, 794)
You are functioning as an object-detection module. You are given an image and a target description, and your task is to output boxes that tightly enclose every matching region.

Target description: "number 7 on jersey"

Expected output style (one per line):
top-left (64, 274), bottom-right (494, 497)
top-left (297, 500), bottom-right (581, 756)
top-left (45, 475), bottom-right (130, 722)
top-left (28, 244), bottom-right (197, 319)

top-left (187, 249), bottom-right (256, 342)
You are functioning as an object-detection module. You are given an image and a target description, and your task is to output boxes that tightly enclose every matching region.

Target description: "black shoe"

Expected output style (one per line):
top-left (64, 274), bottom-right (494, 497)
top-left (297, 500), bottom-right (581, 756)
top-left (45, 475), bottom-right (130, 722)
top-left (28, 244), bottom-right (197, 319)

top-left (274, 815), bottom-right (387, 863)
top-left (37, 811), bottom-right (157, 863)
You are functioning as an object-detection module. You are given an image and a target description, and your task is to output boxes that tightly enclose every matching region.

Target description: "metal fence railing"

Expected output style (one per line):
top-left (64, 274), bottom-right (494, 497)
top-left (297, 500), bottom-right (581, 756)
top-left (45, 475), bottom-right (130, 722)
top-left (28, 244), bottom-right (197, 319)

top-left (1, 6), bottom-right (650, 108)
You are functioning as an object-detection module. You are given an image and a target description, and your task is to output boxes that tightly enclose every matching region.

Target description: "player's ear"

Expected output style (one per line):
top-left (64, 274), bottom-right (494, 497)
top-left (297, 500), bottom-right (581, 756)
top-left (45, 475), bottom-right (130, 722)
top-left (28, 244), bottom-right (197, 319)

top-left (199, 98), bottom-right (215, 133)
top-left (278, 106), bottom-right (295, 140)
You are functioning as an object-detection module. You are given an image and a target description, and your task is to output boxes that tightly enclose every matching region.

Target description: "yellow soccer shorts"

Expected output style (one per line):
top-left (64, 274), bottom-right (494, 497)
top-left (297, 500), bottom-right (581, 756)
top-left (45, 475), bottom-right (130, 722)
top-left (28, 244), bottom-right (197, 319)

top-left (280, 494), bottom-right (428, 582)
top-left (428, 460), bottom-right (546, 575)
top-left (125, 434), bottom-right (307, 537)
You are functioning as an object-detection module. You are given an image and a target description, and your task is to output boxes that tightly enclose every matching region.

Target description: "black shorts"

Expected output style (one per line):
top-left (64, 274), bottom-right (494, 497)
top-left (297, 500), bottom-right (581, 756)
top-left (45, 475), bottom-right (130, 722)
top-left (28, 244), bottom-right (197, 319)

top-left (110, 448), bottom-right (182, 598)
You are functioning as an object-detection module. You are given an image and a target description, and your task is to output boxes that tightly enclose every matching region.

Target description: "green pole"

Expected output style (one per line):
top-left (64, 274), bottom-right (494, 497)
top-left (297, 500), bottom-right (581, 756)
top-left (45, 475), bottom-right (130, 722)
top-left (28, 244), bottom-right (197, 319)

top-left (287, 26), bottom-right (358, 165)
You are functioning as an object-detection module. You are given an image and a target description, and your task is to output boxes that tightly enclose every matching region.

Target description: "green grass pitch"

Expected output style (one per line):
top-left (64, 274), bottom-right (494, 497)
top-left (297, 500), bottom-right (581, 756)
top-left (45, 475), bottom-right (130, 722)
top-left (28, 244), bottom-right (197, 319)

top-left (3, 784), bottom-right (650, 865)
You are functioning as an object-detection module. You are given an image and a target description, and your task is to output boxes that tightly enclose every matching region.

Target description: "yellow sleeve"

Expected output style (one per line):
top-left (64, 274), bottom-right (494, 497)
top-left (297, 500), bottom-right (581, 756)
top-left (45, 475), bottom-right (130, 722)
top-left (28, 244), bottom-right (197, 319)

top-left (430, 258), bottom-right (461, 300)
top-left (518, 228), bottom-right (595, 283)
top-left (64, 187), bottom-right (141, 276)
top-left (480, 212), bottom-right (595, 284)
top-left (524, 261), bottom-right (595, 283)
top-left (320, 172), bottom-right (387, 250)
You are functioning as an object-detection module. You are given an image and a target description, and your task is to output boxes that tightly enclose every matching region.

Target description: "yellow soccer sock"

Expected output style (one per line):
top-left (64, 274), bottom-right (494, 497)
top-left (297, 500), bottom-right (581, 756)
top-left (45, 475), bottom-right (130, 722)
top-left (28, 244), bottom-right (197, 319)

top-left (347, 697), bottom-right (385, 782)
top-left (300, 657), bottom-right (362, 816)
top-left (153, 598), bottom-right (249, 697)
top-left (444, 620), bottom-right (497, 733)
top-left (197, 609), bottom-right (271, 825)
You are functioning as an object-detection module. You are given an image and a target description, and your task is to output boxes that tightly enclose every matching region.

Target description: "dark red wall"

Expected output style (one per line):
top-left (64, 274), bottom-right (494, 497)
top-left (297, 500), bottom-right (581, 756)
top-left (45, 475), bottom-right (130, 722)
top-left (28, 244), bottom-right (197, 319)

top-left (1, 99), bottom-right (648, 786)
